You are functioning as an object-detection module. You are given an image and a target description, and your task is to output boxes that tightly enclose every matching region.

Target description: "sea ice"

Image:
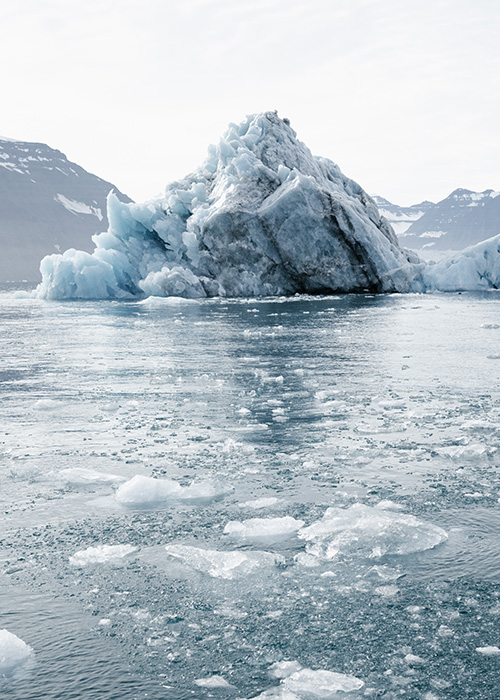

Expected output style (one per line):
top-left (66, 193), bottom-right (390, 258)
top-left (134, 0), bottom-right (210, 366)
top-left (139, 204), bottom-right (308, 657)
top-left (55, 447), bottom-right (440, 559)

top-left (69, 544), bottom-right (137, 566)
top-left (476, 646), bottom-right (500, 656)
top-left (297, 503), bottom-right (447, 561)
top-left (115, 474), bottom-right (231, 506)
top-left (164, 544), bottom-right (284, 579)
top-left (58, 468), bottom-right (124, 484)
top-left (224, 516), bottom-right (305, 542)
top-left (0, 629), bottom-right (33, 677)
top-left (238, 497), bottom-right (280, 509)
top-left (249, 665), bottom-right (364, 699)
top-left (194, 675), bottom-right (233, 687)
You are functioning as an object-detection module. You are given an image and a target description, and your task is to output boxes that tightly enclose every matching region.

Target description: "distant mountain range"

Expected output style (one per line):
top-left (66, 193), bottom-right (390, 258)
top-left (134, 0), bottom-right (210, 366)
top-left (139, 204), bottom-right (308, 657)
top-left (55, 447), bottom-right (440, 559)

top-left (0, 136), bottom-right (131, 282)
top-left (374, 189), bottom-right (500, 252)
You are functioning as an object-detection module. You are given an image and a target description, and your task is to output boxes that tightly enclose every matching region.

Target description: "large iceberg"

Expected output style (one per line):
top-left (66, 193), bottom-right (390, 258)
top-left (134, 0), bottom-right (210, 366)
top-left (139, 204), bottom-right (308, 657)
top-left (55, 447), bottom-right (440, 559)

top-left (33, 111), bottom-right (500, 299)
top-left (35, 112), bottom-right (419, 300)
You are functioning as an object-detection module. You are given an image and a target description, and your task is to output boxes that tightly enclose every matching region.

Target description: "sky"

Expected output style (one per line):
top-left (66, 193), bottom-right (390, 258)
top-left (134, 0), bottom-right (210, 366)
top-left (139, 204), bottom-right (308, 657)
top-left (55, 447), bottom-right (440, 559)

top-left (1, 0), bottom-right (499, 205)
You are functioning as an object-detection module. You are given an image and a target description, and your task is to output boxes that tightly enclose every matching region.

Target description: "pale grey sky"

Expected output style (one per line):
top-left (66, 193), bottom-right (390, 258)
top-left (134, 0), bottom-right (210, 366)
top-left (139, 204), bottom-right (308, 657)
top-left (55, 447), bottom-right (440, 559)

top-left (1, 0), bottom-right (499, 205)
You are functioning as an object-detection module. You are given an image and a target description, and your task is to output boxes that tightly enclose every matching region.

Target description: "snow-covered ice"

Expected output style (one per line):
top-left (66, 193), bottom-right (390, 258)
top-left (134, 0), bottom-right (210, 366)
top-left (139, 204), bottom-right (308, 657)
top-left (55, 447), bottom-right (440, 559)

top-left (0, 630), bottom-right (33, 678)
top-left (297, 504), bottom-right (447, 561)
top-left (69, 544), bottom-right (137, 566)
top-left (164, 544), bottom-right (284, 579)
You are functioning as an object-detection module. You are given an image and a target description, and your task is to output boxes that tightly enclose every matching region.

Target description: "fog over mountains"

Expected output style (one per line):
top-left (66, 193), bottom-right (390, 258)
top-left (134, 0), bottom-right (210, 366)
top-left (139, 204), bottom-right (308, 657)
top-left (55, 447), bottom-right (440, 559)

top-left (0, 136), bottom-right (131, 282)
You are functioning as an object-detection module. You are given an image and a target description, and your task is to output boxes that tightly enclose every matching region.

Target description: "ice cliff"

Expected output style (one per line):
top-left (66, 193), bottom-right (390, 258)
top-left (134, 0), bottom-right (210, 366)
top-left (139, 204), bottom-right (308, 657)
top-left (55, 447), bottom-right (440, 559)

top-left (35, 112), bottom-right (419, 300)
top-left (34, 112), bottom-right (500, 299)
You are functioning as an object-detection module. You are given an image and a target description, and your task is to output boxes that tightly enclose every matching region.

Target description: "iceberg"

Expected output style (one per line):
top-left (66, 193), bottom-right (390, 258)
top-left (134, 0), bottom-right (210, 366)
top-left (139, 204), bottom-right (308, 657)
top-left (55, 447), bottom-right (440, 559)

top-left (34, 112), bottom-right (418, 300)
top-left (33, 111), bottom-right (500, 299)
top-left (115, 474), bottom-right (231, 507)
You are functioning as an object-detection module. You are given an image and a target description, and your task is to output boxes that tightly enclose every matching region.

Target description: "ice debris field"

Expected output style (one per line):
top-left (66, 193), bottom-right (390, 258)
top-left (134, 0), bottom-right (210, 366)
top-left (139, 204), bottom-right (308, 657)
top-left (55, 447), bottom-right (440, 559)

top-left (1, 289), bottom-right (500, 698)
top-left (29, 112), bottom-right (500, 301)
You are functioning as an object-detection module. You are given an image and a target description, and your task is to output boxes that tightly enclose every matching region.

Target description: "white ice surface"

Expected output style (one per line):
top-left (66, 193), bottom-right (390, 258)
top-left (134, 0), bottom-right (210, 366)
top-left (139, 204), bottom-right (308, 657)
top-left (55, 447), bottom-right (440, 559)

top-left (224, 516), bottom-right (305, 542)
top-left (194, 675), bottom-right (233, 687)
top-left (297, 503), bottom-right (447, 561)
top-left (58, 468), bottom-right (124, 484)
top-left (69, 544), bottom-right (137, 566)
top-left (164, 544), bottom-right (284, 579)
top-left (115, 475), bottom-right (231, 506)
top-left (0, 630), bottom-right (33, 677)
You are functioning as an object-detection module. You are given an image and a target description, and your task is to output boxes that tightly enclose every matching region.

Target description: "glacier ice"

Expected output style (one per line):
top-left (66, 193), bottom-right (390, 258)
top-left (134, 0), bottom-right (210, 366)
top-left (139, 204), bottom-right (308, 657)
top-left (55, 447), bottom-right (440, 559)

top-left (164, 544), bottom-right (284, 579)
top-left (297, 503), bottom-right (447, 561)
top-left (0, 630), bottom-right (33, 678)
top-left (34, 112), bottom-right (419, 300)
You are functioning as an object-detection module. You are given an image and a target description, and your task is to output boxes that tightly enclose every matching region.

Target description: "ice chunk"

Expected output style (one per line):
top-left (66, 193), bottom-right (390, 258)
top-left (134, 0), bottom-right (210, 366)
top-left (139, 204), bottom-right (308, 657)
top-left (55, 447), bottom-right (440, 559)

top-left (164, 544), bottom-right (283, 579)
top-left (195, 675), bottom-right (233, 688)
top-left (0, 630), bottom-right (33, 677)
top-left (69, 544), bottom-right (136, 566)
top-left (224, 516), bottom-right (305, 542)
top-left (115, 475), bottom-right (231, 506)
top-left (249, 665), bottom-right (364, 699)
top-left (269, 661), bottom-right (304, 679)
top-left (238, 497), bottom-right (280, 509)
top-left (32, 398), bottom-right (60, 411)
top-left (476, 645), bottom-right (500, 656)
top-left (298, 503), bottom-right (447, 561)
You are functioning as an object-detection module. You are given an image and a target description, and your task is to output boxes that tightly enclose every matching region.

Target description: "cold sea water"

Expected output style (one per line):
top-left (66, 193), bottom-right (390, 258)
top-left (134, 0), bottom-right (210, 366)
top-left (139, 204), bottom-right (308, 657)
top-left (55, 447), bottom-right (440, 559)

top-left (1, 288), bottom-right (500, 699)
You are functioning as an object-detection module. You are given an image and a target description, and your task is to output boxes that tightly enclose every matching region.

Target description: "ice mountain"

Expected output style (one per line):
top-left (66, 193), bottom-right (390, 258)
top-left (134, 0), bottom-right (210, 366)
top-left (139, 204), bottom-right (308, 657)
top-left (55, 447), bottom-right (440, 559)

top-left (0, 136), bottom-right (131, 282)
top-left (36, 112), bottom-right (418, 300)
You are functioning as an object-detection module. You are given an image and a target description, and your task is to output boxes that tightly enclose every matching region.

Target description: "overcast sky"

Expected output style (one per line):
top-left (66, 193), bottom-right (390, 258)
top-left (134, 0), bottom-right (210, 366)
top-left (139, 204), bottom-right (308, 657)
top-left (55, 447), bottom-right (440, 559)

top-left (1, 0), bottom-right (499, 205)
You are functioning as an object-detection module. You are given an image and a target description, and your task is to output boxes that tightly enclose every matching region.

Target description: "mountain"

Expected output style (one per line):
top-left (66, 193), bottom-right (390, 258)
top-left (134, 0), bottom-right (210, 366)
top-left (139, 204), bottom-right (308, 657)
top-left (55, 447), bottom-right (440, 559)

top-left (35, 112), bottom-right (417, 300)
top-left (0, 137), bottom-right (132, 282)
top-left (371, 196), bottom-right (434, 235)
top-left (398, 188), bottom-right (500, 251)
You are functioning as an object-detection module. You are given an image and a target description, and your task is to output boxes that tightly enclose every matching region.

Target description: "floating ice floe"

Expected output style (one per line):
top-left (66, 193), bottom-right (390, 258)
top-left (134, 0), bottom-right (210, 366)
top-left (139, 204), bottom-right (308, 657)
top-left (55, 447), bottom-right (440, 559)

top-left (224, 516), bottom-right (305, 542)
top-left (249, 663), bottom-right (364, 699)
top-left (297, 503), bottom-right (447, 561)
top-left (238, 497), bottom-right (280, 509)
top-left (69, 544), bottom-right (137, 566)
top-left (164, 544), bottom-right (284, 579)
top-left (0, 629), bottom-right (34, 678)
top-left (115, 475), bottom-right (231, 506)
top-left (32, 398), bottom-right (60, 411)
top-left (476, 646), bottom-right (500, 656)
top-left (58, 468), bottom-right (124, 484)
top-left (194, 675), bottom-right (233, 688)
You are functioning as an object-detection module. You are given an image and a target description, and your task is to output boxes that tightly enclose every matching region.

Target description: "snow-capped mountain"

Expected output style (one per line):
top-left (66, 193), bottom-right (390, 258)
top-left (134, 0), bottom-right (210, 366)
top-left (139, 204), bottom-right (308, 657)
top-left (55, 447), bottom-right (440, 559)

top-left (0, 137), bottom-right (131, 282)
top-left (35, 112), bottom-right (418, 300)
top-left (371, 196), bottom-right (434, 235)
top-left (397, 188), bottom-right (500, 251)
